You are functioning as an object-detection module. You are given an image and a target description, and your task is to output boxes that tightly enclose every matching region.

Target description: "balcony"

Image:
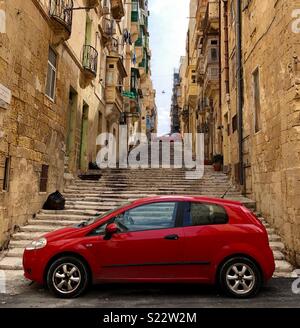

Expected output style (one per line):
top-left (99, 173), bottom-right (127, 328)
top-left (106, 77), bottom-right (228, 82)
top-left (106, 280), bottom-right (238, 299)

top-left (82, 45), bottom-right (98, 78)
top-left (131, 0), bottom-right (140, 41)
top-left (110, 0), bottom-right (125, 21)
top-left (49, 0), bottom-right (73, 40)
top-left (99, 17), bottom-right (116, 43)
top-left (105, 56), bottom-right (127, 117)
top-left (204, 65), bottom-right (219, 91)
top-left (107, 37), bottom-right (121, 56)
top-left (201, 0), bottom-right (220, 33)
top-left (197, 97), bottom-right (210, 114)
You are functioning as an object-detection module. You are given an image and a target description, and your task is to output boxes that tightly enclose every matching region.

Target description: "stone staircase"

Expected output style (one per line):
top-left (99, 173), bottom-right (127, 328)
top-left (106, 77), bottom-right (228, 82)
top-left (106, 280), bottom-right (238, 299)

top-left (0, 164), bottom-right (295, 293)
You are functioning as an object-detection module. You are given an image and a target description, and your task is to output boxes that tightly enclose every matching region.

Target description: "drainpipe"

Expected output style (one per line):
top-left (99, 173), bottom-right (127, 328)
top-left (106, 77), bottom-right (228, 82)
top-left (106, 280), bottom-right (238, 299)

top-left (222, 0), bottom-right (230, 95)
top-left (218, 0), bottom-right (222, 155)
top-left (236, 0), bottom-right (244, 187)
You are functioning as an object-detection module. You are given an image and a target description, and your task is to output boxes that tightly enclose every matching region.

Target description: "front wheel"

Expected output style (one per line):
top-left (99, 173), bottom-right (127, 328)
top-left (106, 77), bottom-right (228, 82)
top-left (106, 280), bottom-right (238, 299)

top-left (47, 256), bottom-right (89, 298)
top-left (219, 257), bottom-right (262, 298)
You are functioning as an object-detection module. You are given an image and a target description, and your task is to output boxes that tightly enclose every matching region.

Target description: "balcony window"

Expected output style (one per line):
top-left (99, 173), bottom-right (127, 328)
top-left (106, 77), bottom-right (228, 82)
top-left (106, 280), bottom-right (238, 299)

top-left (45, 47), bottom-right (57, 101)
top-left (131, 0), bottom-right (139, 22)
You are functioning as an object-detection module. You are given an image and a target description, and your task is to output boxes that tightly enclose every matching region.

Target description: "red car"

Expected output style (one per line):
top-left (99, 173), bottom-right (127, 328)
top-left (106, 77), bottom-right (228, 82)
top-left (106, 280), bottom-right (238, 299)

top-left (23, 196), bottom-right (275, 299)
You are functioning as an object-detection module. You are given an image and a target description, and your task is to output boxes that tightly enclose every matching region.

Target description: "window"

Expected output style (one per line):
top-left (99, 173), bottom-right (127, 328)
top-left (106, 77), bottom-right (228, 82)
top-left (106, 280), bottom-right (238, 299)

top-left (211, 48), bottom-right (218, 61)
top-left (39, 165), bottom-right (49, 192)
top-left (232, 114), bottom-right (238, 133)
top-left (185, 203), bottom-right (228, 227)
top-left (91, 202), bottom-right (178, 235)
top-left (253, 68), bottom-right (261, 132)
top-left (45, 48), bottom-right (57, 100)
top-left (3, 157), bottom-right (10, 191)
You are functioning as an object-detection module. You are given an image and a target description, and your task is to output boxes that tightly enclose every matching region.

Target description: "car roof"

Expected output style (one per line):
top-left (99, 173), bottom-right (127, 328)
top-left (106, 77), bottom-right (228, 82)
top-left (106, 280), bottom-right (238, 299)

top-left (130, 195), bottom-right (242, 207)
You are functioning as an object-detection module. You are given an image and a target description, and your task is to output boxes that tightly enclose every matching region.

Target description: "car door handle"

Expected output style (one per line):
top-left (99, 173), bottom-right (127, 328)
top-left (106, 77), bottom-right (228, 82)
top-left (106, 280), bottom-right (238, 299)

top-left (164, 234), bottom-right (179, 240)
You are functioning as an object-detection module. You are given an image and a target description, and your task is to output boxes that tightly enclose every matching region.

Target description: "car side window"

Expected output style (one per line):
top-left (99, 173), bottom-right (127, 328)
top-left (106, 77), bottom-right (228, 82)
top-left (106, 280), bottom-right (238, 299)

top-left (185, 202), bottom-right (228, 227)
top-left (89, 202), bottom-right (178, 235)
top-left (119, 202), bottom-right (178, 232)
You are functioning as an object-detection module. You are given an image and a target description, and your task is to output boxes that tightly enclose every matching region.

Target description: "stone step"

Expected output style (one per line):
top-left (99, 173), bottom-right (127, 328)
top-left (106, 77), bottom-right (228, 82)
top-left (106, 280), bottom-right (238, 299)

top-left (36, 213), bottom-right (94, 220)
top-left (12, 232), bottom-right (45, 241)
top-left (273, 250), bottom-right (285, 261)
top-left (9, 240), bottom-right (33, 248)
top-left (20, 225), bottom-right (69, 233)
top-left (39, 209), bottom-right (104, 215)
top-left (28, 219), bottom-right (83, 226)
top-left (270, 241), bottom-right (285, 251)
top-left (0, 257), bottom-right (23, 270)
top-left (268, 234), bottom-right (282, 242)
top-left (6, 247), bottom-right (25, 257)
top-left (275, 260), bottom-right (294, 273)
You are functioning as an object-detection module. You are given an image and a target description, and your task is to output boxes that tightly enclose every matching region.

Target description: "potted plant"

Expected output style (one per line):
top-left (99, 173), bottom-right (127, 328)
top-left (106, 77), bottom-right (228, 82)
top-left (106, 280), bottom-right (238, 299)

top-left (212, 154), bottom-right (223, 172)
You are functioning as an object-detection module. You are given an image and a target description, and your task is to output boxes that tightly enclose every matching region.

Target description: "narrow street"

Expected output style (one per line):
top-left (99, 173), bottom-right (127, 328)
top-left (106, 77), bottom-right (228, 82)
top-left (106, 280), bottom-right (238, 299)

top-left (0, 0), bottom-right (299, 312)
top-left (0, 279), bottom-right (299, 308)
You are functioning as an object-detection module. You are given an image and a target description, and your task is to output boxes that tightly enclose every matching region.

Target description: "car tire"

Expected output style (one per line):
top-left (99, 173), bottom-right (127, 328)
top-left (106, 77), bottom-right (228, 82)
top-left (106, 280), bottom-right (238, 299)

top-left (218, 257), bottom-right (262, 298)
top-left (47, 256), bottom-right (89, 298)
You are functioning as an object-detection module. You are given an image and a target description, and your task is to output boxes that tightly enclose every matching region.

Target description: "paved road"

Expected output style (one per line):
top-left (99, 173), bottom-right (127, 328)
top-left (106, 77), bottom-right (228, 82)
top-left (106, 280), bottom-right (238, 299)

top-left (0, 278), bottom-right (299, 308)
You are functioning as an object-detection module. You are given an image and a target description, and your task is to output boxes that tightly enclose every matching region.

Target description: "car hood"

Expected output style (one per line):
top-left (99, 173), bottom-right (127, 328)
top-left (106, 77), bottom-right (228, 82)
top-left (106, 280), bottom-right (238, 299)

top-left (43, 227), bottom-right (81, 242)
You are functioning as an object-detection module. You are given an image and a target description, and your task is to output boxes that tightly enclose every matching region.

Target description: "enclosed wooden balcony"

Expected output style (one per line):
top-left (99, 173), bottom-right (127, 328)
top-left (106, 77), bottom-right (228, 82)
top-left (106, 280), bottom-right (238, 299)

top-left (105, 56), bottom-right (127, 114)
top-left (86, 0), bottom-right (100, 8)
top-left (82, 45), bottom-right (98, 79)
top-left (49, 0), bottom-right (74, 40)
top-left (110, 0), bottom-right (125, 21)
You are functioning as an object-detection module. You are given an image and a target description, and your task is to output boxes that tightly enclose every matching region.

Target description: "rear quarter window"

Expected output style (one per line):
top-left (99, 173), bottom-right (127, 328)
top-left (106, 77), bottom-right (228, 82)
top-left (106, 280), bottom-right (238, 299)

top-left (186, 202), bottom-right (229, 226)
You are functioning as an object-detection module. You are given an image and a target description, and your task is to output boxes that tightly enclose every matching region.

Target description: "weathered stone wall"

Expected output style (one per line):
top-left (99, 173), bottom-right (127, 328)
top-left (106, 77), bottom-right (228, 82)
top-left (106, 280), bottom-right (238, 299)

top-left (0, 0), bottom-right (107, 247)
top-left (221, 0), bottom-right (300, 265)
top-left (0, 0), bottom-right (67, 247)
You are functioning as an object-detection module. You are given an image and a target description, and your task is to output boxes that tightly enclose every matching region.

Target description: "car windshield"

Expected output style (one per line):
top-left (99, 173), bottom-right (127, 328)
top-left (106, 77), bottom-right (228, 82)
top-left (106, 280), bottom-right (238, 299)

top-left (77, 201), bottom-right (133, 227)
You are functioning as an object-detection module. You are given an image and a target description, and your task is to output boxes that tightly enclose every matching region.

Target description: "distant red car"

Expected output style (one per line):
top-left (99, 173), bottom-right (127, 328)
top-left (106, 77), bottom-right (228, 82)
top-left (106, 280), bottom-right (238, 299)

top-left (23, 196), bottom-right (275, 299)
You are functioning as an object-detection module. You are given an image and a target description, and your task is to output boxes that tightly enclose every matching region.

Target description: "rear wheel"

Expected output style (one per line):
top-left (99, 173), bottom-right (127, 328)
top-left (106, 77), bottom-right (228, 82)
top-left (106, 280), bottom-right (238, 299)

top-left (47, 256), bottom-right (89, 298)
top-left (219, 257), bottom-right (262, 298)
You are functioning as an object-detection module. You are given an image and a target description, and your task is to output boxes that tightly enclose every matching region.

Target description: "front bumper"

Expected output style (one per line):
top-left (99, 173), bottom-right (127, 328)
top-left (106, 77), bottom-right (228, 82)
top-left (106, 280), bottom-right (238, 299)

top-left (23, 249), bottom-right (47, 285)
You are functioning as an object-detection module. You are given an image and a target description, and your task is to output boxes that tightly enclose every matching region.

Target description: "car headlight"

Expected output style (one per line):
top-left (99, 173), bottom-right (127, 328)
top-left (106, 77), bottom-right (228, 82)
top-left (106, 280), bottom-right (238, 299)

top-left (25, 238), bottom-right (47, 251)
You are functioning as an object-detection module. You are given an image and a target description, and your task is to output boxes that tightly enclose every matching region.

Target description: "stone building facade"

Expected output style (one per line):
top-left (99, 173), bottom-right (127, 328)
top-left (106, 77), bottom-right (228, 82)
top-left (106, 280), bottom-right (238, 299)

top-left (179, 0), bottom-right (300, 266)
top-left (0, 0), bottom-right (156, 248)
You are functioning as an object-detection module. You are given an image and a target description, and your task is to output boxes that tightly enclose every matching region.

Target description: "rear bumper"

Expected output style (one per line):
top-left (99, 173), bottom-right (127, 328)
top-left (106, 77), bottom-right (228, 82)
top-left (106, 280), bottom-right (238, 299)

top-left (261, 247), bottom-right (276, 281)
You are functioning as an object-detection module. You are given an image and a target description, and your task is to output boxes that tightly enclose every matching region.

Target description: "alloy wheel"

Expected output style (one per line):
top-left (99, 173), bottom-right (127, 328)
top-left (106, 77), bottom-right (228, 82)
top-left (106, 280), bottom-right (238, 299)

top-left (52, 263), bottom-right (82, 294)
top-left (225, 263), bottom-right (255, 295)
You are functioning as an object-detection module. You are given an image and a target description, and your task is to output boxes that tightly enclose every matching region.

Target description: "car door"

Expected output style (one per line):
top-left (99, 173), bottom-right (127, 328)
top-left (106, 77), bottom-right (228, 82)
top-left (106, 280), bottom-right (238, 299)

top-left (87, 201), bottom-right (186, 281)
top-left (181, 201), bottom-right (229, 281)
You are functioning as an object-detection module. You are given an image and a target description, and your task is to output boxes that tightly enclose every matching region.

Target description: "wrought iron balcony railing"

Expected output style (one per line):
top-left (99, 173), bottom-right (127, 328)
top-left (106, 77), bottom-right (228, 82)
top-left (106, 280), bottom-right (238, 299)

top-left (82, 45), bottom-right (98, 77)
top-left (49, 0), bottom-right (74, 33)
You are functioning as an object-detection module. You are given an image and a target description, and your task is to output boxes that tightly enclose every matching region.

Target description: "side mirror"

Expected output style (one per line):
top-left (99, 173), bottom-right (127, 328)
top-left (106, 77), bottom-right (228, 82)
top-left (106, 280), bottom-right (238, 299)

top-left (105, 223), bottom-right (119, 235)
